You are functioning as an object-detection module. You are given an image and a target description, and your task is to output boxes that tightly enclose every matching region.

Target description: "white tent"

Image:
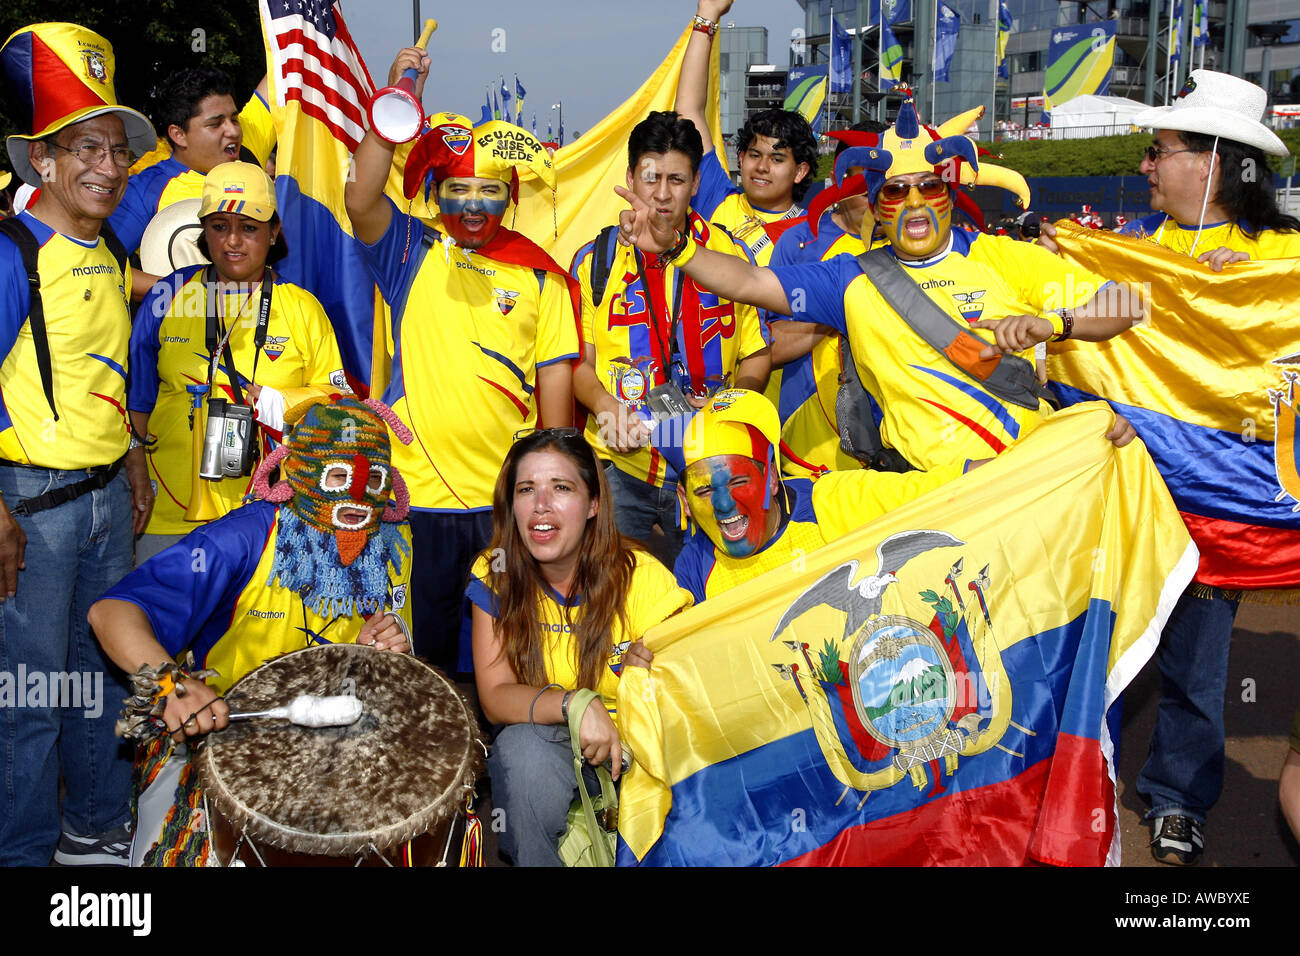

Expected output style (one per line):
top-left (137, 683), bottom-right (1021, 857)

top-left (1049, 94), bottom-right (1148, 138)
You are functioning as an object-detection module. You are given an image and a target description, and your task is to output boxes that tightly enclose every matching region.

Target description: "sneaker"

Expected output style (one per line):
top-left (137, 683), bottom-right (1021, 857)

top-left (1149, 814), bottom-right (1203, 865)
top-left (52, 823), bottom-right (133, 867)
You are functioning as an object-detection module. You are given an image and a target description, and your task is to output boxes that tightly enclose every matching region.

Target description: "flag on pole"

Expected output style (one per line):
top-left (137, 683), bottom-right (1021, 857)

top-left (933, 3), bottom-right (960, 83)
top-left (492, 86), bottom-right (500, 119)
top-left (1044, 20), bottom-right (1118, 121)
top-left (885, 0), bottom-right (911, 23)
top-left (783, 66), bottom-right (829, 134)
top-left (479, 87), bottom-right (492, 125)
top-left (617, 405), bottom-right (1197, 866)
top-left (258, 0), bottom-right (385, 392)
top-left (515, 76), bottom-right (526, 123)
top-left (997, 2), bottom-right (1014, 80)
top-left (531, 111), bottom-right (537, 136)
top-left (830, 11), bottom-right (853, 93)
top-left (499, 77), bottom-right (512, 119)
top-left (1169, 0), bottom-right (1183, 66)
top-left (881, 20), bottom-right (904, 90)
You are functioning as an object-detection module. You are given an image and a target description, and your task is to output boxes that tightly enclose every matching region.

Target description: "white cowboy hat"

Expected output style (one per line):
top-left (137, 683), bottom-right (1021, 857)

top-left (139, 198), bottom-right (207, 277)
top-left (1133, 70), bottom-right (1288, 157)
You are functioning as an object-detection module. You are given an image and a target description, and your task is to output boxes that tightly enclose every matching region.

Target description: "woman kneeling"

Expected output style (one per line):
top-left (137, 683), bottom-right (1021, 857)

top-left (468, 430), bottom-right (692, 866)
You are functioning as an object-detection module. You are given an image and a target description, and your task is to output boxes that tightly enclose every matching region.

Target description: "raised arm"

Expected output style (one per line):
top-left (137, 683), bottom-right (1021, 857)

top-left (614, 183), bottom-right (790, 314)
top-left (344, 47), bottom-right (430, 245)
top-left (973, 281), bottom-right (1144, 356)
top-left (674, 0), bottom-right (733, 156)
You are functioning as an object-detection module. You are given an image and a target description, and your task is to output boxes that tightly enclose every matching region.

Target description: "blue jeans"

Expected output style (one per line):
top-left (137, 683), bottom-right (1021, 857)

top-left (406, 509), bottom-right (493, 674)
top-left (0, 466), bottom-right (135, 865)
top-left (489, 723), bottom-right (602, 867)
top-left (602, 462), bottom-right (684, 563)
top-left (1136, 587), bottom-right (1240, 825)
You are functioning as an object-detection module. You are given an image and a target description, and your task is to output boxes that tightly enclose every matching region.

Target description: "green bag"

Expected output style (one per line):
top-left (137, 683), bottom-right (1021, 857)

top-left (556, 688), bottom-right (618, 867)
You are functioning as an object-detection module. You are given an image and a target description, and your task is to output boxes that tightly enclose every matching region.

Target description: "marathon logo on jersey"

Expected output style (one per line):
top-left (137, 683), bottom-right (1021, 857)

top-left (246, 608), bottom-right (285, 620)
top-left (440, 125), bottom-right (472, 155)
top-left (494, 288), bottom-right (520, 316)
top-left (262, 334), bottom-right (289, 361)
top-left (953, 289), bottom-right (986, 322)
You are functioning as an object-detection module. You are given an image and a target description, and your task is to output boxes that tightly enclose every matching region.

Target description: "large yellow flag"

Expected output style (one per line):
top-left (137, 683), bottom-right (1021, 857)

top-left (617, 404), bottom-right (1197, 866)
top-left (511, 25), bottom-right (727, 268)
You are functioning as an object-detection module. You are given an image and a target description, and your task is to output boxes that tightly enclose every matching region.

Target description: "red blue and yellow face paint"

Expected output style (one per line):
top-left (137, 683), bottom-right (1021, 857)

top-left (437, 176), bottom-right (509, 249)
top-left (873, 174), bottom-right (953, 260)
top-left (682, 454), bottom-right (773, 558)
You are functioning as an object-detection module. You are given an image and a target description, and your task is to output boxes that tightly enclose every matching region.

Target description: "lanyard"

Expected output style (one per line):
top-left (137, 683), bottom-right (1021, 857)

top-left (633, 250), bottom-right (685, 386)
top-left (204, 266), bottom-right (274, 404)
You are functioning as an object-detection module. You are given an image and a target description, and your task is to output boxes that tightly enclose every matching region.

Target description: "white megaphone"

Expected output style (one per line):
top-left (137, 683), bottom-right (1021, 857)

top-left (368, 18), bottom-right (438, 144)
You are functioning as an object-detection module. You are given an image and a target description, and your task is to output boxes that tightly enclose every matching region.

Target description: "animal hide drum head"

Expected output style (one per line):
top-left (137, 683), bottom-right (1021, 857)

top-left (198, 643), bottom-right (483, 857)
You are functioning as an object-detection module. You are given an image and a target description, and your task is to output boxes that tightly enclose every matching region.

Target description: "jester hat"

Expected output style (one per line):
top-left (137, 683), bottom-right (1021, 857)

top-left (807, 91), bottom-right (1030, 238)
top-left (1, 23), bottom-right (156, 186)
top-left (403, 112), bottom-right (556, 205)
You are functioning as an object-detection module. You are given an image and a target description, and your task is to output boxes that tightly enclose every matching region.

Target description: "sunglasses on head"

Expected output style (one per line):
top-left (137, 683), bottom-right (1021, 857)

top-left (877, 178), bottom-right (948, 202)
top-left (513, 426), bottom-right (582, 442)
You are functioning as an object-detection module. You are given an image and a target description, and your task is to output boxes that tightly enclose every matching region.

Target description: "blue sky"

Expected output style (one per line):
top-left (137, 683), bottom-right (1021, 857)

top-left (345, 0), bottom-right (806, 136)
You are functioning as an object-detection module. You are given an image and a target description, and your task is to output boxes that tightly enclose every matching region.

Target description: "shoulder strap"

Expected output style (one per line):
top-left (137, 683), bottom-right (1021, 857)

top-left (834, 333), bottom-right (913, 473)
top-left (99, 222), bottom-right (128, 276)
top-left (856, 248), bottom-right (1050, 411)
top-left (0, 217), bottom-right (59, 421)
top-left (590, 224), bottom-right (620, 309)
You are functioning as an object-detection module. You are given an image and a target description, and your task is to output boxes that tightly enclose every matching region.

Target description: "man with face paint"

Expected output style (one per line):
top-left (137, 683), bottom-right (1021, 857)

top-left (90, 396), bottom-right (415, 865)
top-left (670, 389), bottom-right (971, 602)
top-left (619, 93), bottom-right (1143, 475)
top-left (345, 45), bottom-right (581, 674)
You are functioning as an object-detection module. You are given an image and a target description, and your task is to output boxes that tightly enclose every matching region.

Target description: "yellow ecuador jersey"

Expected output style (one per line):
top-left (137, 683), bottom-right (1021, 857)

top-left (362, 203), bottom-right (580, 512)
top-left (571, 215), bottom-right (768, 486)
top-left (129, 267), bottom-right (347, 534)
top-left (1120, 212), bottom-right (1300, 259)
top-left (673, 466), bottom-right (964, 601)
top-left (771, 229), bottom-right (1107, 471)
top-left (108, 93), bottom-right (277, 253)
top-left (0, 212), bottom-right (131, 468)
top-left (467, 549), bottom-right (692, 718)
top-left (99, 501), bottom-right (412, 695)
top-left (769, 214), bottom-right (872, 478)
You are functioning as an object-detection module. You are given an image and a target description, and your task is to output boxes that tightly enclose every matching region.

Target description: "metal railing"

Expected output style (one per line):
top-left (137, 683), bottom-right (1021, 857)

top-left (991, 123), bottom-right (1141, 142)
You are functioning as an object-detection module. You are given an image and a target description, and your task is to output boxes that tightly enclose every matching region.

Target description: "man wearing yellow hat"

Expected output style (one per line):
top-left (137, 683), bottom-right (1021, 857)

top-left (0, 22), bottom-right (157, 865)
top-left (344, 44), bottom-right (580, 675)
top-left (619, 93), bottom-right (1142, 475)
top-left (669, 389), bottom-right (966, 601)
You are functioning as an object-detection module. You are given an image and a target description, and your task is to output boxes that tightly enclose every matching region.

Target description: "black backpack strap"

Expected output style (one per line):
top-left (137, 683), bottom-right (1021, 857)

top-left (835, 333), bottom-right (913, 473)
top-left (0, 217), bottom-right (59, 422)
top-left (99, 222), bottom-right (129, 276)
top-left (856, 248), bottom-right (1052, 411)
top-left (590, 224), bottom-right (620, 308)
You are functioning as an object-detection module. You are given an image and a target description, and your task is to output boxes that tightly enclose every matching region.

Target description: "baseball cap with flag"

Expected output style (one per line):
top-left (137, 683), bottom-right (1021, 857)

top-left (402, 113), bottom-right (556, 204)
top-left (198, 161), bottom-right (277, 222)
top-left (0, 22), bottom-right (156, 186)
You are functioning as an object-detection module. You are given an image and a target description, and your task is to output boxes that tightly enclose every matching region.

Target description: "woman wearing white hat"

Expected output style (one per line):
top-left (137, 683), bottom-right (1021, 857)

top-left (127, 161), bottom-right (348, 562)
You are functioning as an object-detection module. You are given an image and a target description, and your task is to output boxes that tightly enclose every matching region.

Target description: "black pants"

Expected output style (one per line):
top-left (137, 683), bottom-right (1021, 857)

top-left (407, 510), bottom-right (494, 674)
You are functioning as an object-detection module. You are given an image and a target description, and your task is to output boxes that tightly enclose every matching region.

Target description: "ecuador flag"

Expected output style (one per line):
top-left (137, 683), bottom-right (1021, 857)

top-left (1047, 222), bottom-right (1300, 592)
top-left (617, 404), bottom-right (1196, 866)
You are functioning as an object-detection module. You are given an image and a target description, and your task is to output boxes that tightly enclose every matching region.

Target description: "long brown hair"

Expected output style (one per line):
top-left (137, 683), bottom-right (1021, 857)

top-left (487, 431), bottom-right (636, 691)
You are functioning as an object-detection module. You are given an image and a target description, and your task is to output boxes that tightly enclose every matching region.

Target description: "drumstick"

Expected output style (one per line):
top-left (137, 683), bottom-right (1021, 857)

top-left (227, 694), bottom-right (364, 728)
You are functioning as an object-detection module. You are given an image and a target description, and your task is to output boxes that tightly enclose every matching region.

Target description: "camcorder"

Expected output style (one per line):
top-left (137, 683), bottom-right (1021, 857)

top-left (199, 397), bottom-right (258, 480)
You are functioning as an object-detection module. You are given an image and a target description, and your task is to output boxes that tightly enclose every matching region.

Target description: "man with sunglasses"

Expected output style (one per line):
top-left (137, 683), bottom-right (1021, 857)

top-left (1041, 71), bottom-right (1300, 866)
top-left (616, 94), bottom-right (1141, 475)
top-left (0, 23), bottom-right (158, 865)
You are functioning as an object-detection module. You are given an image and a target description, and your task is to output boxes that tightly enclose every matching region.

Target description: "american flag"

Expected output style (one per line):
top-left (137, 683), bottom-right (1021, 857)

top-left (262, 0), bottom-right (375, 151)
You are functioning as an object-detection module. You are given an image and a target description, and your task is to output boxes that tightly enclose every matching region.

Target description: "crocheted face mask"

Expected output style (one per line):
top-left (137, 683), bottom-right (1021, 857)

top-left (275, 399), bottom-right (401, 566)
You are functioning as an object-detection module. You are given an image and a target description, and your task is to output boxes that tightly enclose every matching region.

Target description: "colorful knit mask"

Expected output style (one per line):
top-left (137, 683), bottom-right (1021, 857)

top-left (252, 397), bottom-right (413, 567)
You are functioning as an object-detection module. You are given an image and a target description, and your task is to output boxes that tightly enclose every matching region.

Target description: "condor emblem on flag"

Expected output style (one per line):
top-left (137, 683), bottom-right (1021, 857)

top-left (81, 50), bottom-right (107, 84)
top-left (771, 534), bottom-right (1013, 801)
top-left (1270, 361), bottom-right (1300, 512)
top-left (494, 288), bottom-right (520, 315)
top-left (440, 125), bottom-right (472, 155)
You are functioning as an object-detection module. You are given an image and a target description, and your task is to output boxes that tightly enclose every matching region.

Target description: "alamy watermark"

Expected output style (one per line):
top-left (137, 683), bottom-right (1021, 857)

top-left (0, 666), bottom-right (104, 718)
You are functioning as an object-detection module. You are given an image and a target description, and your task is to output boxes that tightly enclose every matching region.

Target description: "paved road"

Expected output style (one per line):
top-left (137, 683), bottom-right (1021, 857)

top-left (1118, 600), bottom-right (1300, 867)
